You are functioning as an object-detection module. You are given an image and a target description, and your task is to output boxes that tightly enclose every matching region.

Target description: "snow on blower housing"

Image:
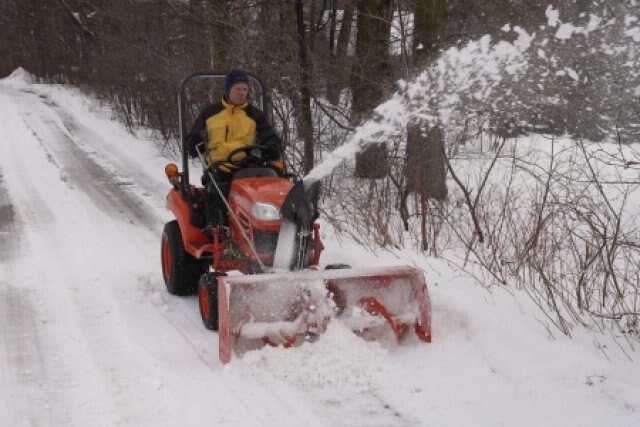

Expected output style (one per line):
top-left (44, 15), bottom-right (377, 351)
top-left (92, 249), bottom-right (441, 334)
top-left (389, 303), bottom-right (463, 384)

top-left (160, 71), bottom-right (431, 363)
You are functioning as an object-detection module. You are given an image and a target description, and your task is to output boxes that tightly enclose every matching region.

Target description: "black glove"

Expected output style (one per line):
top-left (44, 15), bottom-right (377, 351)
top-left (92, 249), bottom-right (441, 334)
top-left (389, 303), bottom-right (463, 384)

top-left (248, 147), bottom-right (263, 160)
top-left (186, 129), bottom-right (207, 158)
top-left (187, 143), bottom-right (198, 158)
top-left (188, 140), bottom-right (206, 159)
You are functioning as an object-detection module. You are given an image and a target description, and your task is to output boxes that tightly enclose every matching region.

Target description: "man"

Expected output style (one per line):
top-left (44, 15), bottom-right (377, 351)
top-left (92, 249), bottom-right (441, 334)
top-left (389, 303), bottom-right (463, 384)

top-left (186, 68), bottom-right (282, 232)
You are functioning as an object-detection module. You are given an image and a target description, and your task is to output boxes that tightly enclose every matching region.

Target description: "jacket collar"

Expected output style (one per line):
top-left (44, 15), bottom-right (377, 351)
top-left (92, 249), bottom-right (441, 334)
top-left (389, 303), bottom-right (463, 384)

top-left (222, 96), bottom-right (248, 110)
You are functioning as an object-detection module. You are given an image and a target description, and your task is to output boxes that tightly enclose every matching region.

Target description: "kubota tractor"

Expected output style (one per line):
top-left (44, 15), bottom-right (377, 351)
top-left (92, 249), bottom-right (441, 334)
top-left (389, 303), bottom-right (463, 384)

top-left (161, 71), bottom-right (431, 363)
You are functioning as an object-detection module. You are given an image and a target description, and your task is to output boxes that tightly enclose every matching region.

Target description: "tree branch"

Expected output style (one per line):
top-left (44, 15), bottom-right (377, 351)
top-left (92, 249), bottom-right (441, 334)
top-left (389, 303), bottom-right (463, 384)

top-left (57, 0), bottom-right (96, 38)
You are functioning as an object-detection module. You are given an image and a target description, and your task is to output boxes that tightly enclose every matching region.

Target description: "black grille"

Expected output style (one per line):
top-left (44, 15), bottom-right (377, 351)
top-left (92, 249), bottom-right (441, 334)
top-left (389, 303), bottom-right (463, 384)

top-left (253, 229), bottom-right (278, 254)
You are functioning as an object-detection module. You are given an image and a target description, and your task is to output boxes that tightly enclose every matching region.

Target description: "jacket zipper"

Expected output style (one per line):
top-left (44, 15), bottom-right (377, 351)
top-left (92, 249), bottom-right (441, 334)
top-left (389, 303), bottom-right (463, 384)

top-left (226, 106), bottom-right (234, 142)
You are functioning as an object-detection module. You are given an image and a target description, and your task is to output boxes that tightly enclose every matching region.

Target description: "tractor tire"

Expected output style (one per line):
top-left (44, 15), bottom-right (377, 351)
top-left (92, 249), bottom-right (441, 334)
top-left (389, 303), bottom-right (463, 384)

top-left (198, 272), bottom-right (225, 331)
top-left (161, 220), bottom-right (206, 295)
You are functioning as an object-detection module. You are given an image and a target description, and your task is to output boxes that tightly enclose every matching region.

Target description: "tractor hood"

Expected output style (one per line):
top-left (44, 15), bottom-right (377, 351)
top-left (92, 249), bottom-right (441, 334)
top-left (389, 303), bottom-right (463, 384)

top-left (229, 176), bottom-right (294, 209)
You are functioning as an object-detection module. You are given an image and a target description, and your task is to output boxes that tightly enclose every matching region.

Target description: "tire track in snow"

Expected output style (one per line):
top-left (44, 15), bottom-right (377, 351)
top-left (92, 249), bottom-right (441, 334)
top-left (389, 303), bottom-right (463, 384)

top-left (0, 284), bottom-right (65, 426)
top-left (0, 168), bottom-right (19, 260)
top-left (0, 86), bottom-right (124, 425)
top-left (15, 93), bottom-right (161, 233)
top-left (41, 94), bottom-right (168, 210)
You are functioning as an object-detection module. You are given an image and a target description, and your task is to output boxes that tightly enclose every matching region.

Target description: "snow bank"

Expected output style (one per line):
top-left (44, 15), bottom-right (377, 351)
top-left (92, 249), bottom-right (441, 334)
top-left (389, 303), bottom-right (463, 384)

top-left (227, 321), bottom-right (388, 391)
top-left (1, 67), bottom-right (36, 86)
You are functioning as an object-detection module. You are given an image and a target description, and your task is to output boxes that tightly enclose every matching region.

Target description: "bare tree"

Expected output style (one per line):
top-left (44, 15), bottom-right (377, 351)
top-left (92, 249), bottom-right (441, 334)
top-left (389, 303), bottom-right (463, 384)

top-left (405, 0), bottom-right (448, 203)
top-left (352, 0), bottom-right (395, 179)
top-left (294, 0), bottom-right (315, 174)
top-left (326, 0), bottom-right (356, 105)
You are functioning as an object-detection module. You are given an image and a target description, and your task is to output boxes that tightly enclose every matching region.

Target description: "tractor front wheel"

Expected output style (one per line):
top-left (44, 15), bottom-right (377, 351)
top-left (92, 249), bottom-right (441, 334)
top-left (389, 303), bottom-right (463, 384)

top-left (199, 272), bottom-right (225, 330)
top-left (161, 220), bottom-right (205, 295)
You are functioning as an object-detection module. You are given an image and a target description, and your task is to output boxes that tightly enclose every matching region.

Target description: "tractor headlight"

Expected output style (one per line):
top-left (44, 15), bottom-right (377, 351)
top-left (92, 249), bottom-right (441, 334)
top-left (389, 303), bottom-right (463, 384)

top-left (252, 202), bottom-right (280, 221)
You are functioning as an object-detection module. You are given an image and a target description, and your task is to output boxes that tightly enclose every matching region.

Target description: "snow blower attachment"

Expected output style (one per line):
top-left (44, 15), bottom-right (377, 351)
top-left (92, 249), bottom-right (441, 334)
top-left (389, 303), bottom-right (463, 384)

top-left (272, 179), bottom-right (321, 271)
top-left (217, 265), bottom-right (431, 363)
top-left (162, 71), bottom-right (432, 364)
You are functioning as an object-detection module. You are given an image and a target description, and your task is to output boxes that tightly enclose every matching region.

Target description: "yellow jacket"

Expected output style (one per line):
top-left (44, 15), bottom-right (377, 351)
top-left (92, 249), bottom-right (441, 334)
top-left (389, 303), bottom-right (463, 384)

top-left (205, 98), bottom-right (255, 164)
top-left (186, 98), bottom-right (281, 168)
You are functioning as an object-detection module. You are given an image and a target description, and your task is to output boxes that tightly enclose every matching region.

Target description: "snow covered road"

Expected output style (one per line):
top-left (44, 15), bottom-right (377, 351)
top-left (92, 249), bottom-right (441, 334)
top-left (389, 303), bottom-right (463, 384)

top-left (1, 72), bottom-right (640, 426)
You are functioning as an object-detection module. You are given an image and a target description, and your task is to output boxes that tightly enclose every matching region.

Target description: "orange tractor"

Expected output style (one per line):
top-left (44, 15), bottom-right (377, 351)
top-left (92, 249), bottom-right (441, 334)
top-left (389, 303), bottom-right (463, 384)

top-left (161, 72), bottom-right (431, 362)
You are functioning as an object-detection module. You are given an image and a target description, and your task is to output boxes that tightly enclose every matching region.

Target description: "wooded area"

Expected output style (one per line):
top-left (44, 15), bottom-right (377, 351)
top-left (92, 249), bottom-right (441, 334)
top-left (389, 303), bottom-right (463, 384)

top-left (1, 1), bottom-right (560, 173)
top-left (2, 0), bottom-right (639, 339)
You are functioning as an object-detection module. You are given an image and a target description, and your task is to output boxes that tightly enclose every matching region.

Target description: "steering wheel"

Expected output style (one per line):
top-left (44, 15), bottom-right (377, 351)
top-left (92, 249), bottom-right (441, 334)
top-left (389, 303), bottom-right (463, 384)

top-left (226, 144), bottom-right (270, 167)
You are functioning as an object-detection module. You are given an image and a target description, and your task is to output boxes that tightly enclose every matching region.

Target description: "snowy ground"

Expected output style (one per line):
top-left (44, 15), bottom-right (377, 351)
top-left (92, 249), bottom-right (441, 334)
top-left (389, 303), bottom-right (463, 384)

top-left (1, 70), bottom-right (640, 426)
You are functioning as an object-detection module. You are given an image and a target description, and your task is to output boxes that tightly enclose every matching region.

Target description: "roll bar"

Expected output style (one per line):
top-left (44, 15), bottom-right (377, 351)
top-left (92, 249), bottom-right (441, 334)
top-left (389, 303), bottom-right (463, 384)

top-left (177, 71), bottom-right (269, 194)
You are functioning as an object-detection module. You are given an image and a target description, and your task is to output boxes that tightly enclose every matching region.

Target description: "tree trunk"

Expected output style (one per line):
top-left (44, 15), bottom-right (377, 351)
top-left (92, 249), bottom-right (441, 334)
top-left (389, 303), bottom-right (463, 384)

top-left (413, 0), bottom-right (447, 63)
top-left (207, 0), bottom-right (230, 70)
top-left (295, 0), bottom-right (314, 174)
top-left (327, 0), bottom-right (355, 105)
top-left (352, 0), bottom-right (394, 179)
top-left (406, 0), bottom-right (448, 199)
top-left (406, 123), bottom-right (448, 201)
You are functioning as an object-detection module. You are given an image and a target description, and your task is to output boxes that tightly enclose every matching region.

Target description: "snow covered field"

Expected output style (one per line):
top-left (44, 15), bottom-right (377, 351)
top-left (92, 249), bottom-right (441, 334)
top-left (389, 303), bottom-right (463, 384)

top-left (1, 70), bottom-right (640, 426)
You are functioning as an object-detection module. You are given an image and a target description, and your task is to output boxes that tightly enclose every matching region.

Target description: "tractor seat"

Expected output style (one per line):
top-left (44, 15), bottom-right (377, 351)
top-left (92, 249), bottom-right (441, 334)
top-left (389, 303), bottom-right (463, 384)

top-left (232, 167), bottom-right (278, 180)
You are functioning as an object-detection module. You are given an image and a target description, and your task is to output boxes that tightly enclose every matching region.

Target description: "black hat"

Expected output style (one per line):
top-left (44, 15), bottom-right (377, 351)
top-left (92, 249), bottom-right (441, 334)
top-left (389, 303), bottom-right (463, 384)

top-left (225, 69), bottom-right (249, 93)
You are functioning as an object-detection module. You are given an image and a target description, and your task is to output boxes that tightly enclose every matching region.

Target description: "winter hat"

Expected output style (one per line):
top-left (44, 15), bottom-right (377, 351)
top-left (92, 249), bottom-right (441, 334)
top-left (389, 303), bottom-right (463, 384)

top-left (224, 69), bottom-right (249, 93)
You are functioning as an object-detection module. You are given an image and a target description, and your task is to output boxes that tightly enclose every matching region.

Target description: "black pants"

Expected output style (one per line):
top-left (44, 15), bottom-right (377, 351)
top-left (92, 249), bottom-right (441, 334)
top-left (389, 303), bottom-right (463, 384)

top-left (204, 168), bottom-right (232, 227)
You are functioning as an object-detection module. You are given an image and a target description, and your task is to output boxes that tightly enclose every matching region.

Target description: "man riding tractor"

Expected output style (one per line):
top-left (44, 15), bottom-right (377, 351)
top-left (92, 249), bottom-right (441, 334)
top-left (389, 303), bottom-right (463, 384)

top-left (185, 68), bottom-right (282, 236)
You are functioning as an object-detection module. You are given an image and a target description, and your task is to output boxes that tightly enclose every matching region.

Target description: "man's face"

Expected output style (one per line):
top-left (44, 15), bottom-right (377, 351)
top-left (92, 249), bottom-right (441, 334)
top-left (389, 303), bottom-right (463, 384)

top-left (228, 83), bottom-right (249, 105)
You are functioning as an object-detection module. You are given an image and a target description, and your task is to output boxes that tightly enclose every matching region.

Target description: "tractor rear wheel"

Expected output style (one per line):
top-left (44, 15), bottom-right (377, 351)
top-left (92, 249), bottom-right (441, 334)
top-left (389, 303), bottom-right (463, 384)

top-left (161, 220), bottom-right (205, 295)
top-left (199, 272), bottom-right (224, 330)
